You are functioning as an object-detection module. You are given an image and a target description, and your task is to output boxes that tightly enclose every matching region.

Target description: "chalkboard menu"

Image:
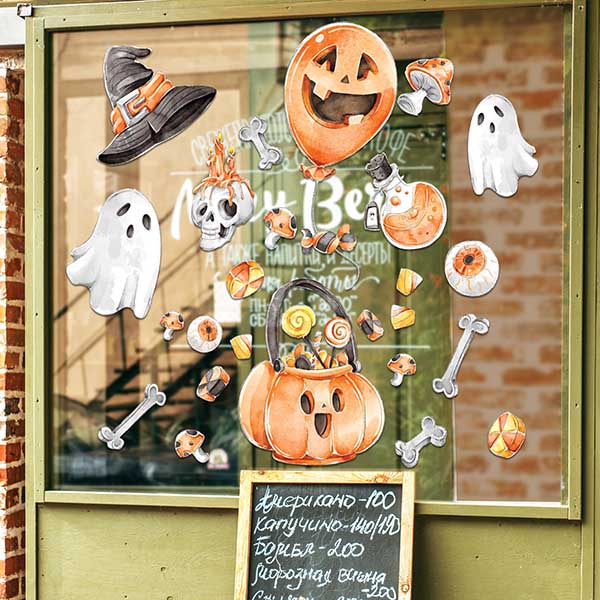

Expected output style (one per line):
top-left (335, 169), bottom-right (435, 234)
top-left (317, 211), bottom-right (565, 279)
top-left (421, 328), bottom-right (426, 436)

top-left (235, 471), bottom-right (415, 600)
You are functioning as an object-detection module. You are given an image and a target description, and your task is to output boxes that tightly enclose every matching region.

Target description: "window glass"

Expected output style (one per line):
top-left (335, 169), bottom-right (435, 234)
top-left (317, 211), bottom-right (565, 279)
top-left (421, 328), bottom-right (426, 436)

top-left (52, 6), bottom-right (567, 502)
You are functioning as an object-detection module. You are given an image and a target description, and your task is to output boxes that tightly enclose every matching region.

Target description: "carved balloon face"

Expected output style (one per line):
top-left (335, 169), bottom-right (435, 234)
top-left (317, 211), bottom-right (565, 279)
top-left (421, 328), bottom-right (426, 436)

top-left (285, 22), bottom-right (397, 169)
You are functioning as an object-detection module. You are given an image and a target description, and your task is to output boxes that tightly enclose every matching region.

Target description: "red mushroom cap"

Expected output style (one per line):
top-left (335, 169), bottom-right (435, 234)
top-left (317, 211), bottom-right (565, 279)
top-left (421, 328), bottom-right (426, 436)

top-left (174, 429), bottom-right (205, 458)
top-left (405, 58), bottom-right (454, 106)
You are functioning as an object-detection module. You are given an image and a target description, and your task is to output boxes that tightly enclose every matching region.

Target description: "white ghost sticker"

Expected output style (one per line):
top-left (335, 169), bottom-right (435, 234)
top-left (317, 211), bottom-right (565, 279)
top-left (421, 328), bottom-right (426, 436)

top-left (468, 94), bottom-right (538, 198)
top-left (66, 188), bottom-right (161, 319)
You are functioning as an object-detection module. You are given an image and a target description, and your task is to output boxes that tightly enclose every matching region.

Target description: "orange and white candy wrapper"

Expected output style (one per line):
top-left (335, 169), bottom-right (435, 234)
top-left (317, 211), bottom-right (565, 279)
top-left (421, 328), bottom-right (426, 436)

top-left (488, 411), bottom-right (526, 459)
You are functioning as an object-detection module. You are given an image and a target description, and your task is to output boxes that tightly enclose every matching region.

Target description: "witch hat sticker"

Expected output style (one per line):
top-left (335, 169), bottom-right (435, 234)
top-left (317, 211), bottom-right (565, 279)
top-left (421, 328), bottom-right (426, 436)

top-left (98, 46), bottom-right (216, 165)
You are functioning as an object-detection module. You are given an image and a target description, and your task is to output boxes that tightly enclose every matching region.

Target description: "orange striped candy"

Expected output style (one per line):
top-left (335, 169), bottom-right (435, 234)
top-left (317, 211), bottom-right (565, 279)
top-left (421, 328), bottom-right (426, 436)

top-left (226, 260), bottom-right (265, 299)
top-left (488, 411), bottom-right (526, 459)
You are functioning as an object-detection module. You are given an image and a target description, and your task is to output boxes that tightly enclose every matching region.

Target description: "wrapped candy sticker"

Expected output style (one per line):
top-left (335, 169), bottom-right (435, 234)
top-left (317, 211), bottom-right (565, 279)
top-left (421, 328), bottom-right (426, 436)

top-left (397, 58), bottom-right (454, 116)
top-left (196, 366), bottom-right (230, 402)
top-left (488, 411), bottom-right (526, 459)
top-left (396, 268), bottom-right (423, 296)
top-left (226, 260), bottom-right (264, 299)
top-left (230, 334), bottom-right (253, 360)
top-left (357, 309), bottom-right (384, 342)
top-left (160, 311), bottom-right (184, 341)
top-left (445, 241), bottom-right (499, 297)
top-left (387, 353), bottom-right (416, 387)
top-left (390, 305), bottom-right (415, 330)
top-left (187, 315), bottom-right (222, 353)
top-left (174, 429), bottom-right (209, 463)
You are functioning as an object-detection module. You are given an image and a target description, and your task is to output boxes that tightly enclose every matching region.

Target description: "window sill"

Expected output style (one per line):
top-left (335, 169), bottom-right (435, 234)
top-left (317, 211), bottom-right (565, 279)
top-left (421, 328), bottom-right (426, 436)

top-left (43, 490), bottom-right (571, 520)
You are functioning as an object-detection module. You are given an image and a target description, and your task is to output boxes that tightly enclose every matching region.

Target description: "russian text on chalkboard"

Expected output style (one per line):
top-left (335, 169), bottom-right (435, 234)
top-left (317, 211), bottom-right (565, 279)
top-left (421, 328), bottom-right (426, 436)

top-left (235, 471), bottom-right (415, 600)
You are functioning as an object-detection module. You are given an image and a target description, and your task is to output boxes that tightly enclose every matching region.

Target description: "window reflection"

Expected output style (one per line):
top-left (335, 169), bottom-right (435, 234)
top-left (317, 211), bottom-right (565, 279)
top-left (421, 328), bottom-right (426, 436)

top-left (52, 7), bottom-right (566, 502)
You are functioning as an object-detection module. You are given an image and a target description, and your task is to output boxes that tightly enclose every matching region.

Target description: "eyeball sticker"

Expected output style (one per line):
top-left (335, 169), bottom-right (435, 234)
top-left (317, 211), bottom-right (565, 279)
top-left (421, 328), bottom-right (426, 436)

top-left (445, 241), bottom-right (500, 297)
top-left (187, 315), bottom-right (223, 353)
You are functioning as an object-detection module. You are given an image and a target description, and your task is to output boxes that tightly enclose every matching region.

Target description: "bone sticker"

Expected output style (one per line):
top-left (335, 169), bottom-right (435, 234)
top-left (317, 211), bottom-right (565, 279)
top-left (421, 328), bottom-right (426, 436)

top-left (238, 116), bottom-right (283, 170)
top-left (395, 416), bottom-right (448, 468)
top-left (432, 313), bottom-right (489, 399)
top-left (98, 383), bottom-right (166, 450)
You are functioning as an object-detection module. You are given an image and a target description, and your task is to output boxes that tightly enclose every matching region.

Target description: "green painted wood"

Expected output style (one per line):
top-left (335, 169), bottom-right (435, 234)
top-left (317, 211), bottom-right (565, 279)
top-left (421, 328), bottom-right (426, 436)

top-left (413, 516), bottom-right (582, 599)
top-left (24, 1), bottom-right (596, 599)
top-left (36, 504), bottom-right (581, 600)
top-left (25, 15), bottom-right (47, 600)
top-left (31, 0), bottom-right (576, 32)
top-left (582, 0), bottom-right (600, 596)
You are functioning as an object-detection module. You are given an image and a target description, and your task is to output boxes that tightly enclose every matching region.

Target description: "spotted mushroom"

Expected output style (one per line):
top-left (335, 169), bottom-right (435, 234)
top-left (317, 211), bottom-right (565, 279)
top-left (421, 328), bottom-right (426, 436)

top-left (397, 58), bottom-right (454, 116)
top-left (264, 207), bottom-right (298, 250)
top-left (174, 429), bottom-right (209, 463)
top-left (160, 311), bottom-right (185, 341)
top-left (387, 353), bottom-right (417, 387)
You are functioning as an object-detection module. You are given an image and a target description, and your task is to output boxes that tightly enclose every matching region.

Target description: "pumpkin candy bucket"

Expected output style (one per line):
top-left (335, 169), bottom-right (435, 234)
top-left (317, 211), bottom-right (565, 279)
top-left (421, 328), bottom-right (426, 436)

top-left (239, 278), bottom-right (385, 465)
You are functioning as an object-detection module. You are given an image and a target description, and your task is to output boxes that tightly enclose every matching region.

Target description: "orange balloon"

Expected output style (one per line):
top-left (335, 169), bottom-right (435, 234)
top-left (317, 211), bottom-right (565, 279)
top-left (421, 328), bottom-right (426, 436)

top-left (285, 22), bottom-right (397, 180)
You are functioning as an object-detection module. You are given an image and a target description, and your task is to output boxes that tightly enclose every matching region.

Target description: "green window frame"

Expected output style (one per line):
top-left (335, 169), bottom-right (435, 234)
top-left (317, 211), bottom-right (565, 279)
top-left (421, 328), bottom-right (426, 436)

top-left (25, 0), bottom-right (590, 528)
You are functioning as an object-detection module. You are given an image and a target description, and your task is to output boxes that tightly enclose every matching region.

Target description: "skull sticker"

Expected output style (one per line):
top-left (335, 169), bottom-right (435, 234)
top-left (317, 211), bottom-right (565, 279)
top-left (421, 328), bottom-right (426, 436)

top-left (191, 134), bottom-right (255, 251)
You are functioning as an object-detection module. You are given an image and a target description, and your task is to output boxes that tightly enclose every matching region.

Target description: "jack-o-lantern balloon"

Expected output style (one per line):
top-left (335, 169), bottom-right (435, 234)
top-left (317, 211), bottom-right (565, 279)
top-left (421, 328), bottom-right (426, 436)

top-left (239, 278), bottom-right (385, 465)
top-left (285, 22), bottom-right (397, 180)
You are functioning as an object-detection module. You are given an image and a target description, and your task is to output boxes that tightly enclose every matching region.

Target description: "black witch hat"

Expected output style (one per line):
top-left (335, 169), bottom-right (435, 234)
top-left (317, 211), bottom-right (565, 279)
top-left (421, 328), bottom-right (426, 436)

top-left (98, 45), bottom-right (216, 165)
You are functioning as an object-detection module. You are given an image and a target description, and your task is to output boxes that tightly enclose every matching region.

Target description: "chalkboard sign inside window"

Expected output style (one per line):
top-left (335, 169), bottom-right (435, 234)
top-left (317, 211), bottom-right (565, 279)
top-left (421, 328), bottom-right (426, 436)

top-left (234, 470), bottom-right (415, 600)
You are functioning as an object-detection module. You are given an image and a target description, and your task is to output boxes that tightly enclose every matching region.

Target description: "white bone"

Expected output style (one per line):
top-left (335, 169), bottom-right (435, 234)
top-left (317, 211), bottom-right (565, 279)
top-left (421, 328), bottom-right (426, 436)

top-left (238, 116), bottom-right (283, 170)
top-left (98, 384), bottom-right (166, 450)
top-left (432, 313), bottom-right (489, 399)
top-left (395, 416), bottom-right (447, 468)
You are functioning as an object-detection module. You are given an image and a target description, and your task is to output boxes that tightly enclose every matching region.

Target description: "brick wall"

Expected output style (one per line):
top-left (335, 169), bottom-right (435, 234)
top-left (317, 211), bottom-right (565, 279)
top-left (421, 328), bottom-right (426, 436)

top-left (445, 7), bottom-right (564, 501)
top-left (0, 52), bottom-right (25, 600)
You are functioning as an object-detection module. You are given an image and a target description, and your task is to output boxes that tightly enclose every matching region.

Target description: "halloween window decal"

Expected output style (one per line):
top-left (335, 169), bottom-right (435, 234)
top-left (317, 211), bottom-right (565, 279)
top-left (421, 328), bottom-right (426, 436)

top-left (53, 9), bottom-right (568, 503)
top-left (98, 45), bottom-right (216, 165)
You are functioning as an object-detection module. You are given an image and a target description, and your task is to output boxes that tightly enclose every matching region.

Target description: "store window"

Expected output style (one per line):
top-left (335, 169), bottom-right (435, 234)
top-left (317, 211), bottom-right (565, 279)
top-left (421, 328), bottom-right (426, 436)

top-left (51, 6), bottom-right (568, 502)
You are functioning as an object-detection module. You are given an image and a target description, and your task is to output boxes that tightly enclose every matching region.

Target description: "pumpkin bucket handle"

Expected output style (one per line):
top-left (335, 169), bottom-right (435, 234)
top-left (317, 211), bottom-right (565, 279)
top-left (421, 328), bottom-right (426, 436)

top-left (266, 278), bottom-right (360, 373)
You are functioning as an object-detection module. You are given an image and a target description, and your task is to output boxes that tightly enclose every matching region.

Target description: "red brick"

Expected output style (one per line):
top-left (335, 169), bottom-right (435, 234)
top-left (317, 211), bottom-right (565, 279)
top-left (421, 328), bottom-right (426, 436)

top-left (503, 367), bottom-right (561, 386)
top-left (0, 443), bottom-right (21, 463)
top-left (6, 100), bottom-right (23, 121)
top-left (4, 535), bottom-right (18, 552)
top-left (505, 232), bottom-right (560, 249)
top-left (5, 329), bottom-right (23, 347)
top-left (502, 276), bottom-right (562, 295)
top-left (6, 234), bottom-right (23, 254)
top-left (539, 345), bottom-right (562, 363)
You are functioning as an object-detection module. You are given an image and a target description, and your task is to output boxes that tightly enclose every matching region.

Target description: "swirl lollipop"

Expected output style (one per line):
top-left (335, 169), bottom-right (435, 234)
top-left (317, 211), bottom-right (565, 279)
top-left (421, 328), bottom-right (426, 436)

top-left (282, 305), bottom-right (316, 339)
top-left (282, 305), bottom-right (323, 368)
top-left (323, 317), bottom-right (352, 365)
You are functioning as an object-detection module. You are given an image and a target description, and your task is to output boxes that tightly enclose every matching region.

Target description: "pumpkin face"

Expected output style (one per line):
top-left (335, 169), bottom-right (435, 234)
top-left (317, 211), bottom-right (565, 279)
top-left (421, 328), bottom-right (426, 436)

top-left (239, 363), bottom-right (384, 465)
top-left (285, 22), bottom-right (397, 169)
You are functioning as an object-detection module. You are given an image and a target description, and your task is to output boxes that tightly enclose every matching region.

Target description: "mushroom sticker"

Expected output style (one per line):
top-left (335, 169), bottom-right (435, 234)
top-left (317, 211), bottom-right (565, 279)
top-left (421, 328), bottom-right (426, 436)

top-left (387, 353), bottom-right (417, 387)
top-left (174, 429), bottom-right (209, 463)
top-left (66, 188), bottom-right (160, 319)
top-left (397, 58), bottom-right (454, 116)
top-left (468, 94), bottom-right (538, 197)
top-left (160, 311), bottom-right (184, 341)
top-left (263, 207), bottom-right (298, 250)
top-left (285, 22), bottom-right (397, 181)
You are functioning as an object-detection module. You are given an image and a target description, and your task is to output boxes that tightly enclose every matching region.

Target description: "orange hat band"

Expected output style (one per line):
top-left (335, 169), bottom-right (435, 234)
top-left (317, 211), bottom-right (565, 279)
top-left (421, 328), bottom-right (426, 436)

top-left (110, 72), bottom-right (174, 135)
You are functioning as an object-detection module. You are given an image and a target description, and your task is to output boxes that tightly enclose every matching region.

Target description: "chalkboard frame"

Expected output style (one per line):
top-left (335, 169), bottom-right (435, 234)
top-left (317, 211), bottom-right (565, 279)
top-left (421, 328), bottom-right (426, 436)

top-left (234, 469), bottom-right (416, 600)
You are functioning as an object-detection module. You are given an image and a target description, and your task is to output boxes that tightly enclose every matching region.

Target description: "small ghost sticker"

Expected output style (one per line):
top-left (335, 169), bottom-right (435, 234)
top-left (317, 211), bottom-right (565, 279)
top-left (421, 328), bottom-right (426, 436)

top-left (468, 94), bottom-right (538, 197)
top-left (66, 188), bottom-right (160, 319)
